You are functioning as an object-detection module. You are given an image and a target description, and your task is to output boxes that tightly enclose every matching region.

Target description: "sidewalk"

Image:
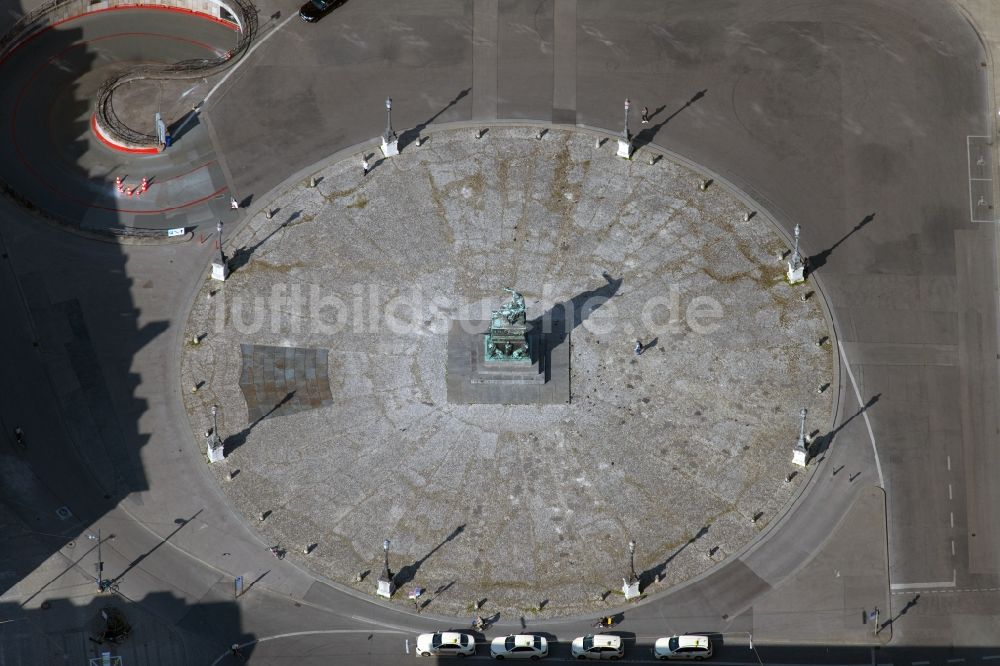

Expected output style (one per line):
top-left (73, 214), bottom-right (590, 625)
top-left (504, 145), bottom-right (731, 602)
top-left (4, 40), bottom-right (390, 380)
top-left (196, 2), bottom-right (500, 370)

top-left (957, 1), bottom-right (1000, 139)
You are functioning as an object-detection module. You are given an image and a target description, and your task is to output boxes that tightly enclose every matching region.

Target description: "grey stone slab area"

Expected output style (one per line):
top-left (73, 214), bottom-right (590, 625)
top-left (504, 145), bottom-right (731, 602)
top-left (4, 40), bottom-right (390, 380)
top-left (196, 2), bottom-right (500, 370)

top-left (180, 127), bottom-right (833, 618)
top-left (239, 344), bottom-right (333, 422)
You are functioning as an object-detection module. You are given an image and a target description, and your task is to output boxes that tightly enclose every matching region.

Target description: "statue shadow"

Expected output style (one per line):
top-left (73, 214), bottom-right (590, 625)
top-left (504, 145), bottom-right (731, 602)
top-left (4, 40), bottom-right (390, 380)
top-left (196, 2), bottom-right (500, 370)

top-left (529, 272), bottom-right (623, 348)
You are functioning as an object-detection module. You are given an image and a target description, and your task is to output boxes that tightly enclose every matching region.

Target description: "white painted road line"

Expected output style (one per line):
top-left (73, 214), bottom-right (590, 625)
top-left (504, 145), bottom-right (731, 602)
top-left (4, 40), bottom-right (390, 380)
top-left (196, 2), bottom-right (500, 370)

top-left (947, 659), bottom-right (965, 663)
top-left (210, 629), bottom-right (409, 665)
top-left (891, 568), bottom-right (957, 590)
top-left (949, 483), bottom-right (953, 500)
top-left (838, 341), bottom-right (885, 488)
top-left (204, 14), bottom-right (296, 104)
top-left (912, 661), bottom-right (930, 665)
top-left (948, 455), bottom-right (952, 471)
top-left (967, 135), bottom-right (995, 222)
top-left (981, 655), bottom-right (1000, 660)
top-left (952, 539), bottom-right (956, 556)
top-left (951, 511), bottom-right (955, 528)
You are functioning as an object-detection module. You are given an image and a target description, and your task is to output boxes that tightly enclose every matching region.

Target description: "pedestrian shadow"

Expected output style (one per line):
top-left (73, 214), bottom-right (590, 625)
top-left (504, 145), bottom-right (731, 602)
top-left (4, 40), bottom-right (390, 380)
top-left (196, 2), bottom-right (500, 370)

top-left (639, 525), bottom-right (709, 591)
top-left (223, 390), bottom-right (296, 455)
top-left (807, 213), bottom-right (875, 274)
top-left (646, 104), bottom-right (668, 122)
top-left (810, 393), bottom-right (880, 458)
top-left (530, 271), bottom-right (622, 348)
top-left (640, 337), bottom-right (659, 353)
top-left (398, 87), bottom-right (471, 151)
top-left (228, 210), bottom-right (302, 272)
top-left (633, 89), bottom-right (707, 151)
top-left (394, 524), bottom-right (465, 587)
top-left (365, 154), bottom-right (389, 176)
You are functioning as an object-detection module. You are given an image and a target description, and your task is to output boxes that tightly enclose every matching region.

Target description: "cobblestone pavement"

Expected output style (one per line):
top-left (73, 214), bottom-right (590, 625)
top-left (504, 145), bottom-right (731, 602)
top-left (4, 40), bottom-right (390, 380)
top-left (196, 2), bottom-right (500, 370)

top-left (181, 127), bottom-right (833, 618)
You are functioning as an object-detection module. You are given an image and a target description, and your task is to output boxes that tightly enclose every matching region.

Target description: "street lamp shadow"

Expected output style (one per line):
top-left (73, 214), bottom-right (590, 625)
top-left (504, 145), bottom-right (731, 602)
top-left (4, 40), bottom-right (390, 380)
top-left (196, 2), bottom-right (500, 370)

top-left (228, 211), bottom-right (302, 273)
top-left (397, 87), bottom-right (471, 151)
top-left (807, 213), bottom-right (875, 275)
top-left (223, 390), bottom-right (296, 455)
top-left (809, 393), bottom-right (880, 459)
top-left (638, 524), bottom-right (709, 591)
top-left (109, 509), bottom-right (202, 587)
top-left (393, 524), bottom-right (465, 587)
top-left (632, 89), bottom-right (707, 152)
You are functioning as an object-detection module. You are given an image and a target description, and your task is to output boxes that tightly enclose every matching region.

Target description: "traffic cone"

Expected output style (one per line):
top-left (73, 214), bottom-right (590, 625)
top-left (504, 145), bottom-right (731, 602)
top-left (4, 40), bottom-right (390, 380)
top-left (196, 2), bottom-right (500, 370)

top-left (115, 176), bottom-right (122, 191)
top-left (140, 177), bottom-right (148, 193)
top-left (126, 187), bottom-right (134, 197)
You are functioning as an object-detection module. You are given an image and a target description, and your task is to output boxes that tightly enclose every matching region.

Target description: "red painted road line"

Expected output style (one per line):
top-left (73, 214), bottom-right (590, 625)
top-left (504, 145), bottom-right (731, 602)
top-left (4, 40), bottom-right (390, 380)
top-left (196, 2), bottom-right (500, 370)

top-left (10, 32), bottom-right (227, 212)
top-left (0, 5), bottom-right (238, 67)
top-left (154, 160), bottom-right (218, 185)
top-left (91, 115), bottom-right (159, 154)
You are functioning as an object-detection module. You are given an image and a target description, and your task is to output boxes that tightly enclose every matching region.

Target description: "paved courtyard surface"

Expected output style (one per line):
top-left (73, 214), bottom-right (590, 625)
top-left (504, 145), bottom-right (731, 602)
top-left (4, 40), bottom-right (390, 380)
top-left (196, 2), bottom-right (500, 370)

top-left (181, 127), bottom-right (833, 618)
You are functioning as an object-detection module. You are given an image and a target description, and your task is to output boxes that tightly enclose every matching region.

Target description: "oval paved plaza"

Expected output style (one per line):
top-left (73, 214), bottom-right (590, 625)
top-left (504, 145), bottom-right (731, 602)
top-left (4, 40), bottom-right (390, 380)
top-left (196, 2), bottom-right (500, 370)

top-left (182, 127), bottom-right (833, 617)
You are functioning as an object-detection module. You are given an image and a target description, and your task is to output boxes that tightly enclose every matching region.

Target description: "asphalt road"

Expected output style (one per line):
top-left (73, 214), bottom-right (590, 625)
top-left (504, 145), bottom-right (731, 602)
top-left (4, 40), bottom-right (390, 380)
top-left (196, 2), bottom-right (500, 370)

top-left (0, 9), bottom-right (239, 230)
top-left (0, 0), bottom-right (998, 663)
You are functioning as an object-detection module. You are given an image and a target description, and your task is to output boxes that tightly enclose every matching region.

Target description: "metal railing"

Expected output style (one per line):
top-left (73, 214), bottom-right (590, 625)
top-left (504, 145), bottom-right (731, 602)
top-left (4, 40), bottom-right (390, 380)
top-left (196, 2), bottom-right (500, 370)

top-left (94, 0), bottom-right (258, 146)
top-left (0, 0), bottom-right (257, 233)
top-left (0, 0), bottom-right (72, 62)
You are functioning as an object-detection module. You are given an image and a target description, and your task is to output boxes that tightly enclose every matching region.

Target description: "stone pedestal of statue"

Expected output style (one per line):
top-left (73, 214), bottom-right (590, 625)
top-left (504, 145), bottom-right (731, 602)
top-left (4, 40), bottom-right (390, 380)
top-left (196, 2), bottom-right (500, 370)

top-left (212, 260), bottom-right (229, 281)
top-left (617, 138), bottom-right (633, 159)
top-left (376, 575), bottom-right (395, 598)
top-left (622, 577), bottom-right (640, 600)
top-left (445, 289), bottom-right (569, 404)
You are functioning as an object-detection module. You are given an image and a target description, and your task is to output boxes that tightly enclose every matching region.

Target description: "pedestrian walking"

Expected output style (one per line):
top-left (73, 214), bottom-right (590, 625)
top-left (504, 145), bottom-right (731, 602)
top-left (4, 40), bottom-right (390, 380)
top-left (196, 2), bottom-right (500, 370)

top-left (230, 196), bottom-right (239, 210)
top-left (641, 106), bottom-right (649, 124)
top-left (634, 340), bottom-right (643, 355)
top-left (362, 157), bottom-right (370, 176)
top-left (230, 643), bottom-right (243, 658)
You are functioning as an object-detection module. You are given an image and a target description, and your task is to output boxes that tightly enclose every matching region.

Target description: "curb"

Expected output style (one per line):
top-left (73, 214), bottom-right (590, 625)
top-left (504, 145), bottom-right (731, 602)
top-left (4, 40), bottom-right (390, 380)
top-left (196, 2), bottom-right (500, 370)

top-left (182, 121), bottom-right (850, 624)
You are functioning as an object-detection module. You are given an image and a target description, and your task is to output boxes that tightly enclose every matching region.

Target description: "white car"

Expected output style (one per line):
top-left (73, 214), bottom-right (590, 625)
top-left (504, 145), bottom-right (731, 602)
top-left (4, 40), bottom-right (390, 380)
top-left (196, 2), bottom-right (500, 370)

top-left (570, 634), bottom-right (624, 660)
top-left (652, 635), bottom-right (713, 660)
top-left (416, 631), bottom-right (476, 657)
top-left (490, 634), bottom-right (549, 660)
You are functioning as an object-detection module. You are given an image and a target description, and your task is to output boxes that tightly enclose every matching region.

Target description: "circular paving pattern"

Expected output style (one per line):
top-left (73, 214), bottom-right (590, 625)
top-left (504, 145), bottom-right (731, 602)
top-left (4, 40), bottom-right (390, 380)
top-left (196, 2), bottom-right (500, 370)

top-left (181, 127), bottom-right (833, 618)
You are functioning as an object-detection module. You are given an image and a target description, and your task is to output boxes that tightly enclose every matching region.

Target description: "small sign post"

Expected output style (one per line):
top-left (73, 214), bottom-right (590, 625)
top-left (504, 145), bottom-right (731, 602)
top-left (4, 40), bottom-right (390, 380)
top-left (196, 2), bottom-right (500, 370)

top-left (408, 587), bottom-right (423, 612)
top-left (155, 112), bottom-right (166, 146)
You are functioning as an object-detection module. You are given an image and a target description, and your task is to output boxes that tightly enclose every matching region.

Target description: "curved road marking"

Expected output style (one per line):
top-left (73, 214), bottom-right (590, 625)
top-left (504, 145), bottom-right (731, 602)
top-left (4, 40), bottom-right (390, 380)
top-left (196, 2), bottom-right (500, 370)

top-left (837, 340), bottom-right (885, 488)
top-left (211, 629), bottom-right (408, 665)
top-left (8, 30), bottom-right (230, 213)
top-left (204, 14), bottom-right (295, 104)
